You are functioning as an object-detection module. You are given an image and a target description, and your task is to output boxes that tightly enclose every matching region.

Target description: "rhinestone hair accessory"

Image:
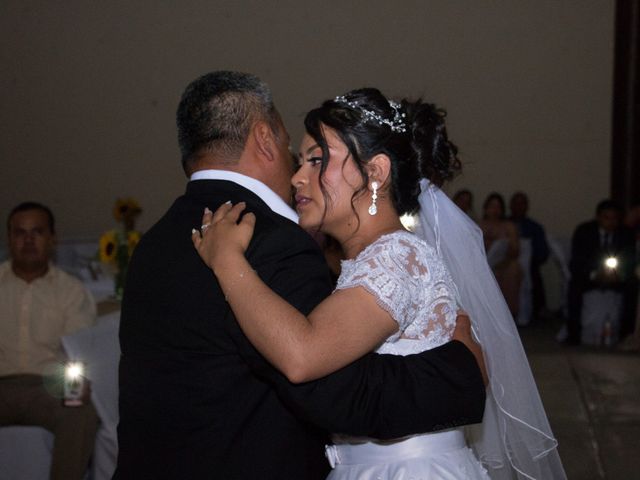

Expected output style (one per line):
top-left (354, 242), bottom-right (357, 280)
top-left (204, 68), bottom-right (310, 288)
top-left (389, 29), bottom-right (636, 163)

top-left (334, 95), bottom-right (407, 133)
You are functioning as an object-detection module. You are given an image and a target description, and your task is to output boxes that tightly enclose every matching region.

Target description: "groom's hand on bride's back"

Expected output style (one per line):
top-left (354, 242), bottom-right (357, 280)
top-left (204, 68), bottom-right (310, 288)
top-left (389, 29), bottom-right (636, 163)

top-left (452, 312), bottom-right (488, 386)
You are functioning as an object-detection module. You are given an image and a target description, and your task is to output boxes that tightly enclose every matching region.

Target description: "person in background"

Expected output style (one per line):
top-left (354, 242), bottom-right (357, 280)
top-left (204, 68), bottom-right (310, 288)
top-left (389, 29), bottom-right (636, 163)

top-left (509, 191), bottom-right (550, 319)
top-left (625, 205), bottom-right (640, 237)
top-left (0, 201), bottom-right (99, 480)
top-left (453, 188), bottom-right (476, 220)
top-left (565, 200), bottom-right (636, 345)
top-left (480, 192), bottom-right (522, 316)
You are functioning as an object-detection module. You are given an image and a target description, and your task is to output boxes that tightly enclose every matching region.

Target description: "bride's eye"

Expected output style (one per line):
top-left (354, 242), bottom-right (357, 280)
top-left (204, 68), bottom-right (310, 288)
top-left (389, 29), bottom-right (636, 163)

top-left (307, 156), bottom-right (323, 167)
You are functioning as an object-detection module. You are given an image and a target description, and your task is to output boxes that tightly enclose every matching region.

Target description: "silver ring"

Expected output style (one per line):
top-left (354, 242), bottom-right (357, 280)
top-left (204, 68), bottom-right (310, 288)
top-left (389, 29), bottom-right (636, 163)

top-left (200, 223), bottom-right (211, 232)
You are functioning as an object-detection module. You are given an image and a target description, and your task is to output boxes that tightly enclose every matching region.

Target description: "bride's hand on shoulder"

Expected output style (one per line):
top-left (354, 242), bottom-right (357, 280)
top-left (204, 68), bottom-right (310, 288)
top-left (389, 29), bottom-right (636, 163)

top-left (191, 202), bottom-right (256, 271)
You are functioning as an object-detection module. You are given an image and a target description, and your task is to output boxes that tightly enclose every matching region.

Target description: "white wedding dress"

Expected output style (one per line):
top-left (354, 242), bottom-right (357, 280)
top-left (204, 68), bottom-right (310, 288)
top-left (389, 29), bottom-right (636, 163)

top-left (325, 230), bottom-right (490, 480)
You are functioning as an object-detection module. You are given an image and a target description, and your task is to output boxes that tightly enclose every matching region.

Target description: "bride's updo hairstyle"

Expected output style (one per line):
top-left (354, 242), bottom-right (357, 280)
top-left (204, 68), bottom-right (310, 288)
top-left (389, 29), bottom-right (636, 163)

top-left (304, 88), bottom-right (461, 216)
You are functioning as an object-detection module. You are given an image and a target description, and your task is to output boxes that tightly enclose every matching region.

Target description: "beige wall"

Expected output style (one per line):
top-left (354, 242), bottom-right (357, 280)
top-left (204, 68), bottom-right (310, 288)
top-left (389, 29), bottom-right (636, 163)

top-left (0, 1), bottom-right (614, 246)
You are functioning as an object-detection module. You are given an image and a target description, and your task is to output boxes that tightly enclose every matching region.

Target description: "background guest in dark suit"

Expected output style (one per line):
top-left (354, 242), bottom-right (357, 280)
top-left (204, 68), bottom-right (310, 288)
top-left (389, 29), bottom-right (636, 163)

top-left (114, 71), bottom-right (486, 480)
top-left (566, 199), bottom-right (637, 345)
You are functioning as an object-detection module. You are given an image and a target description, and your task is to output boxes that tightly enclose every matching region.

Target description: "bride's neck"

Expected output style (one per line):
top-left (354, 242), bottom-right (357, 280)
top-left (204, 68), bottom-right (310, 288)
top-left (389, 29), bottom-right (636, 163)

top-left (338, 218), bottom-right (405, 259)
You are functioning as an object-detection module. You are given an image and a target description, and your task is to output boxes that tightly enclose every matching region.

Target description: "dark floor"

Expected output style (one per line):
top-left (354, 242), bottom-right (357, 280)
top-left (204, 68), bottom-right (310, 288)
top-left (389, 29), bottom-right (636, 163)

top-left (519, 316), bottom-right (640, 480)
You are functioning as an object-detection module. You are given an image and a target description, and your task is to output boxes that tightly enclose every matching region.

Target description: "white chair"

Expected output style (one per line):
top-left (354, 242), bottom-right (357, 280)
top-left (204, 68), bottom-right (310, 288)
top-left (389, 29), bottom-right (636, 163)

top-left (62, 310), bottom-right (121, 480)
top-left (547, 235), bottom-right (571, 315)
top-left (0, 426), bottom-right (53, 480)
top-left (580, 290), bottom-right (622, 346)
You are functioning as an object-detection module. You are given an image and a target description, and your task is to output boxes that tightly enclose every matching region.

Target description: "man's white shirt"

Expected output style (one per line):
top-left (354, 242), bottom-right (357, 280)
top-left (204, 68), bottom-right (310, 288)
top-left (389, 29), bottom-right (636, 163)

top-left (190, 170), bottom-right (299, 224)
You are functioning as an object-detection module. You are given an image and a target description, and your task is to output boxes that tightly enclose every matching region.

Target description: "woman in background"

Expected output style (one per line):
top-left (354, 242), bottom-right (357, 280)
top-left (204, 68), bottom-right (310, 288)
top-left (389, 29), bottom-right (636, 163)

top-left (480, 192), bottom-right (522, 317)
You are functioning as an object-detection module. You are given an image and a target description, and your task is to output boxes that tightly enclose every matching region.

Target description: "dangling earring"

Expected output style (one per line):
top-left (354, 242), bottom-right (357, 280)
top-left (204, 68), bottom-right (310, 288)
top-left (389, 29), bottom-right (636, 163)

top-left (368, 181), bottom-right (378, 216)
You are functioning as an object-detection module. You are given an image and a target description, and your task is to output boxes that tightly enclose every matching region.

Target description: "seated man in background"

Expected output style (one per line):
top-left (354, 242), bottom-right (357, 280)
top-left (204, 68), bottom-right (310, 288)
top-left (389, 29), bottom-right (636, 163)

top-left (566, 199), bottom-right (637, 345)
top-left (509, 191), bottom-right (550, 319)
top-left (0, 202), bottom-right (99, 480)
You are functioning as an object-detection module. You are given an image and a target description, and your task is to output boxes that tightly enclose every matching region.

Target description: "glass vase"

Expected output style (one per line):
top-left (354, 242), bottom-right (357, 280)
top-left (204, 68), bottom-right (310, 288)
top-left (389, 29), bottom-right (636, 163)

top-left (114, 241), bottom-right (129, 301)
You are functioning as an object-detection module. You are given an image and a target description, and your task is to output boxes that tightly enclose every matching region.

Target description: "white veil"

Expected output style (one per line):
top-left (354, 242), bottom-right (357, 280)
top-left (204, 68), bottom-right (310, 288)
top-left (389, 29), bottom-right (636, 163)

top-left (414, 179), bottom-right (566, 480)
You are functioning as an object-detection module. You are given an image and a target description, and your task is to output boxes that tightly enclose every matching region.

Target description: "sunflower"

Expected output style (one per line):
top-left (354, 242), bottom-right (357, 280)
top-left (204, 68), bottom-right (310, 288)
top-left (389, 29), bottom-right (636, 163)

top-left (99, 230), bottom-right (118, 264)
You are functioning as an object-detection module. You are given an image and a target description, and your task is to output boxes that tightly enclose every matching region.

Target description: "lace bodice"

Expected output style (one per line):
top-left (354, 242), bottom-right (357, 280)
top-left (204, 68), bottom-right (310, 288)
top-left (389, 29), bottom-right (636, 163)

top-left (336, 230), bottom-right (459, 355)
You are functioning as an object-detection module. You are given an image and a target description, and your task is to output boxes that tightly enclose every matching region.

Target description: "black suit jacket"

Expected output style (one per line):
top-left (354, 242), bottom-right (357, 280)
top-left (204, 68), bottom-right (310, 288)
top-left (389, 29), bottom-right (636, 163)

top-left (114, 180), bottom-right (485, 480)
top-left (569, 220), bottom-right (635, 288)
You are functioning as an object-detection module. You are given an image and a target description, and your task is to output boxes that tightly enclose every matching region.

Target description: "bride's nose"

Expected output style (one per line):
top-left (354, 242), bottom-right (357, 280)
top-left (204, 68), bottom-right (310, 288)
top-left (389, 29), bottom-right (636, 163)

top-left (291, 167), bottom-right (307, 188)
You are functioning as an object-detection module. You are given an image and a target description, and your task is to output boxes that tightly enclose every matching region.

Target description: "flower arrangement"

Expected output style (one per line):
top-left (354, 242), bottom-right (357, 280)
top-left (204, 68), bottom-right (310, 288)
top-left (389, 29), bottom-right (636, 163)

top-left (99, 198), bottom-right (142, 300)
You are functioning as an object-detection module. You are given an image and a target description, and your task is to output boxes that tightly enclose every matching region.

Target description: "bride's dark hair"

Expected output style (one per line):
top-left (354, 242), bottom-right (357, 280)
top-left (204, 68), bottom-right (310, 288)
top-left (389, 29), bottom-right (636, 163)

top-left (303, 88), bottom-right (461, 222)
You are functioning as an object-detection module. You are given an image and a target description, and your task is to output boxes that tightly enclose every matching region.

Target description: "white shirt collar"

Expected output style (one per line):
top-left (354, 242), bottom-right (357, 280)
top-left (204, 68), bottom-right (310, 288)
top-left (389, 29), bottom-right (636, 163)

top-left (190, 169), bottom-right (299, 224)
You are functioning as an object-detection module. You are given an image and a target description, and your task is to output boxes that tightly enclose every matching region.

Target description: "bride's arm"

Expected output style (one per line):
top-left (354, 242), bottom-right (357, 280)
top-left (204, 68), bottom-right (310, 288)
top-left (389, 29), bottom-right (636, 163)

top-left (219, 260), bottom-right (396, 383)
top-left (193, 203), bottom-right (397, 383)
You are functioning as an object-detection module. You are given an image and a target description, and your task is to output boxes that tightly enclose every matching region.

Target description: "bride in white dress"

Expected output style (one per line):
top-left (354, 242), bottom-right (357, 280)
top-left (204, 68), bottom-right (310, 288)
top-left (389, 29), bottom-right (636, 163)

top-left (192, 88), bottom-right (566, 479)
top-left (324, 229), bottom-right (489, 479)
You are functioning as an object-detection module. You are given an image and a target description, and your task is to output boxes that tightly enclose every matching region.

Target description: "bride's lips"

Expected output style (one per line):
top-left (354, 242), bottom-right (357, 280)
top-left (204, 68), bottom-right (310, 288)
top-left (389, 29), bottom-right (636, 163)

top-left (295, 194), bottom-right (311, 209)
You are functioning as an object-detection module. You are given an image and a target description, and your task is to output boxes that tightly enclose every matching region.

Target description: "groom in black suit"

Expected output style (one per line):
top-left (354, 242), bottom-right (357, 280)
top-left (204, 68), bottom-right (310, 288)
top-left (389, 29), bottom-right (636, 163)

top-left (114, 71), bottom-right (486, 479)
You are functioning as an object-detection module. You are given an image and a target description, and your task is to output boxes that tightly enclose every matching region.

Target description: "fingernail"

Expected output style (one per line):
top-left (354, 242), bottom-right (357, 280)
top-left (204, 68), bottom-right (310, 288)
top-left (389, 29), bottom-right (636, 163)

top-left (224, 200), bottom-right (232, 205)
top-left (204, 207), bottom-right (212, 214)
top-left (191, 228), bottom-right (198, 235)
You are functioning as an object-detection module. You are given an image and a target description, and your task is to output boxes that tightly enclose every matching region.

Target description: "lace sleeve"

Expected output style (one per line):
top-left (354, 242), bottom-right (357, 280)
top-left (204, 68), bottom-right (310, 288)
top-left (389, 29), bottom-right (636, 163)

top-left (336, 232), bottom-right (458, 347)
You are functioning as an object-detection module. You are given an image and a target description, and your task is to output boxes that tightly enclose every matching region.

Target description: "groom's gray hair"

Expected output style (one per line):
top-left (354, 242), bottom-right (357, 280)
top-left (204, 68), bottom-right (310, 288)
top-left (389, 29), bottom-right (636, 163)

top-left (177, 71), bottom-right (280, 171)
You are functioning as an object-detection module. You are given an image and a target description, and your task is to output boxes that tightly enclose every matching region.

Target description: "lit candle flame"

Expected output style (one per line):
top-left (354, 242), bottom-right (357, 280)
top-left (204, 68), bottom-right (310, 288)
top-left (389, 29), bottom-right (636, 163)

top-left (604, 256), bottom-right (618, 269)
top-left (65, 362), bottom-right (84, 380)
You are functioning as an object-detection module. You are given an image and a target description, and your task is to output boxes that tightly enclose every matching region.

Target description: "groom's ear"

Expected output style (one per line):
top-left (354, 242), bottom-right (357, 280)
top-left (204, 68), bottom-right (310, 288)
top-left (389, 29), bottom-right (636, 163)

top-left (252, 120), bottom-right (277, 163)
